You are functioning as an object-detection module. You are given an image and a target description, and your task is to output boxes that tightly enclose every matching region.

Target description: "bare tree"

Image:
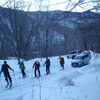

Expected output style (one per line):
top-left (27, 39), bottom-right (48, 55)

top-left (0, 0), bottom-right (99, 59)
top-left (0, 0), bottom-right (45, 60)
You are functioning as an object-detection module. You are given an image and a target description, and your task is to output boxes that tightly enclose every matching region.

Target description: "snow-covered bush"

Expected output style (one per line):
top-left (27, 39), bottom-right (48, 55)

top-left (58, 78), bottom-right (75, 87)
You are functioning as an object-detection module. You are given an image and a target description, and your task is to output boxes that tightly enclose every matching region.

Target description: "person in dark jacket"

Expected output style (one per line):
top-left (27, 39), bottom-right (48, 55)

top-left (0, 61), bottom-right (14, 87)
top-left (19, 61), bottom-right (26, 78)
top-left (44, 58), bottom-right (50, 74)
top-left (33, 61), bottom-right (41, 78)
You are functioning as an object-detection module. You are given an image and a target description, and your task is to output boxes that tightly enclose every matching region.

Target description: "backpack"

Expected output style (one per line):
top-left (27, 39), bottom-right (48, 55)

top-left (60, 57), bottom-right (64, 63)
top-left (34, 62), bottom-right (40, 68)
top-left (45, 59), bottom-right (50, 66)
top-left (19, 62), bottom-right (25, 70)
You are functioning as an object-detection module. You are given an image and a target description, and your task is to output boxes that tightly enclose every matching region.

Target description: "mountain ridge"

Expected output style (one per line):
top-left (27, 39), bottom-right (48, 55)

top-left (0, 7), bottom-right (100, 59)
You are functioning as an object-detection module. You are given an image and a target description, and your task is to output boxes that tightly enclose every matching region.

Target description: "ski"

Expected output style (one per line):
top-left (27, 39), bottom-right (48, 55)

top-left (19, 76), bottom-right (27, 79)
top-left (37, 76), bottom-right (40, 79)
top-left (44, 72), bottom-right (54, 76)
top-left (30, 77), bottom-right (35, 79)
top-left (5, 83), bottom-right (12, 89)
top-left (59, 68), bottom-right (64, 71)
top-left (31, 76), bottom-right (40, 79)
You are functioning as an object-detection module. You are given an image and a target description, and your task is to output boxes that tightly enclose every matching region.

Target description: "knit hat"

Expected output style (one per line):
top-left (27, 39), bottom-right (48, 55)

top-left (4, 61), bottom-right (7, 64)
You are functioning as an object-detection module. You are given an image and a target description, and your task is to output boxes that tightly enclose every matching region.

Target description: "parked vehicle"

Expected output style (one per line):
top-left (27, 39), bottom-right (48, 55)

top-left (71, 53), bottom-right (91, 67)
top-left (67, 50), bottom-right (82, 59)
top-left (82, 51), bottom-right (91, 57)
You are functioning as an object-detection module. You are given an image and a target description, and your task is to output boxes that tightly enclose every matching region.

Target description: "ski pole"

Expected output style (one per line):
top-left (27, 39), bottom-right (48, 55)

top-left (13, 71), bottom-right (17, 84)
top-left (31, 68), bottom-right (33, 78)
top-left (0, 65), bottom-right (2, 88)
top-left (0, 76), bottom-right (2, 88)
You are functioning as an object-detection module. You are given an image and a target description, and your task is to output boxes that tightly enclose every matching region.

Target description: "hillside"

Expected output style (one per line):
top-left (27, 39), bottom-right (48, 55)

top-left (0, 7), bottom-right (100, 59)
top-left (0, 52), bottom-right (100, 100)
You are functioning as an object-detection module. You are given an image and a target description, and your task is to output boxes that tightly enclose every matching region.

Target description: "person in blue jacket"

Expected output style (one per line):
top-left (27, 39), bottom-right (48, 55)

top-left (44, 58), bottom-right (50, 74)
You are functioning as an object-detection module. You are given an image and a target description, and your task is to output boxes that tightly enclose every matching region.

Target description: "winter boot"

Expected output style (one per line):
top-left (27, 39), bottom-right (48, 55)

top-left (9, 83), bottom-right (12, 88)
top-left (5, 83), bottom-right (9, 88)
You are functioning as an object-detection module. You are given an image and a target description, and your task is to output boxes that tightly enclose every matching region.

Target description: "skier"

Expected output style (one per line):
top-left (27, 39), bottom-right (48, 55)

top-left (58, 56), bottom-right (65, 69)
top-left (19, 61), bottom-right (26, 78)
top-left (33, 61), bottom-right (41, 78)
top-left (43, 58), bottom-right (50, 74)
top-left (0, 61), bottom-right (14, 88)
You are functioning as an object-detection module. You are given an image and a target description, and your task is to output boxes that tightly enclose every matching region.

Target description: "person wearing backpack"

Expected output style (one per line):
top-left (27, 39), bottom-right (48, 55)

top-left (19, 61), bottom-right (26, 78)
top-left (58, 56), bottom-right (65, 69)
top-left (44, 58), bottom-right (50, 74)
top-left (33, 61), bottom-right (41, 78)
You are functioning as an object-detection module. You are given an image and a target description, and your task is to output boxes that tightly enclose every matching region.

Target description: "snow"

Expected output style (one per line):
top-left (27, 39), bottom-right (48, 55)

top-left (0, 53), bottom-right (100, 100)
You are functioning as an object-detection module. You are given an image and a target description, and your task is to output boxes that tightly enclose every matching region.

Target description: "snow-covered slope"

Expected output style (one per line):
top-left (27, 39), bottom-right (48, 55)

top-left (0, 54), bottom-right (100, 100)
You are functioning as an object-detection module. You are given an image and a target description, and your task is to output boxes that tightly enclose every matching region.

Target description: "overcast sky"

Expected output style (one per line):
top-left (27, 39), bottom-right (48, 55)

top-left (0, 0), bottom-right (94, 12)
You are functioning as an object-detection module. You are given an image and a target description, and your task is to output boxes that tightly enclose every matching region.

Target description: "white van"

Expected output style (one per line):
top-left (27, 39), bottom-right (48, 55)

top-left (71, 52), bottom-right (91, 67)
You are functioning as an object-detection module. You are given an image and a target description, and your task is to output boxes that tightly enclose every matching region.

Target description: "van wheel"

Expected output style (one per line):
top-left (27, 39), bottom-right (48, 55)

top-left (82, 62), bottom-right (84, 66)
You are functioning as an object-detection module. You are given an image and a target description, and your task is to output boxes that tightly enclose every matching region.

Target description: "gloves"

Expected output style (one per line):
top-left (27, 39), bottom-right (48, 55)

top-left (12, 69), bottom-right (14, 72)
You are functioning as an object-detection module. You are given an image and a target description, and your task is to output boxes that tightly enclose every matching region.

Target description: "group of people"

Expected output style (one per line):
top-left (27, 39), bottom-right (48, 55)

top-left (33, 56), bottom-right (65, 78)
top-left (0, 56), bottom-right (65, 87)
top-left (32, 57), bottom-right (51, 78)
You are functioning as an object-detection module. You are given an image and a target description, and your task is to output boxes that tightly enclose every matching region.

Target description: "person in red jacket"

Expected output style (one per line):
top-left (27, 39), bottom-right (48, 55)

top-left (60, 57), bottom-right (65, 69)
top-left (33, 61), bottom-right (41, 78)
top-left (58, 56), bottom-right (65, 69)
